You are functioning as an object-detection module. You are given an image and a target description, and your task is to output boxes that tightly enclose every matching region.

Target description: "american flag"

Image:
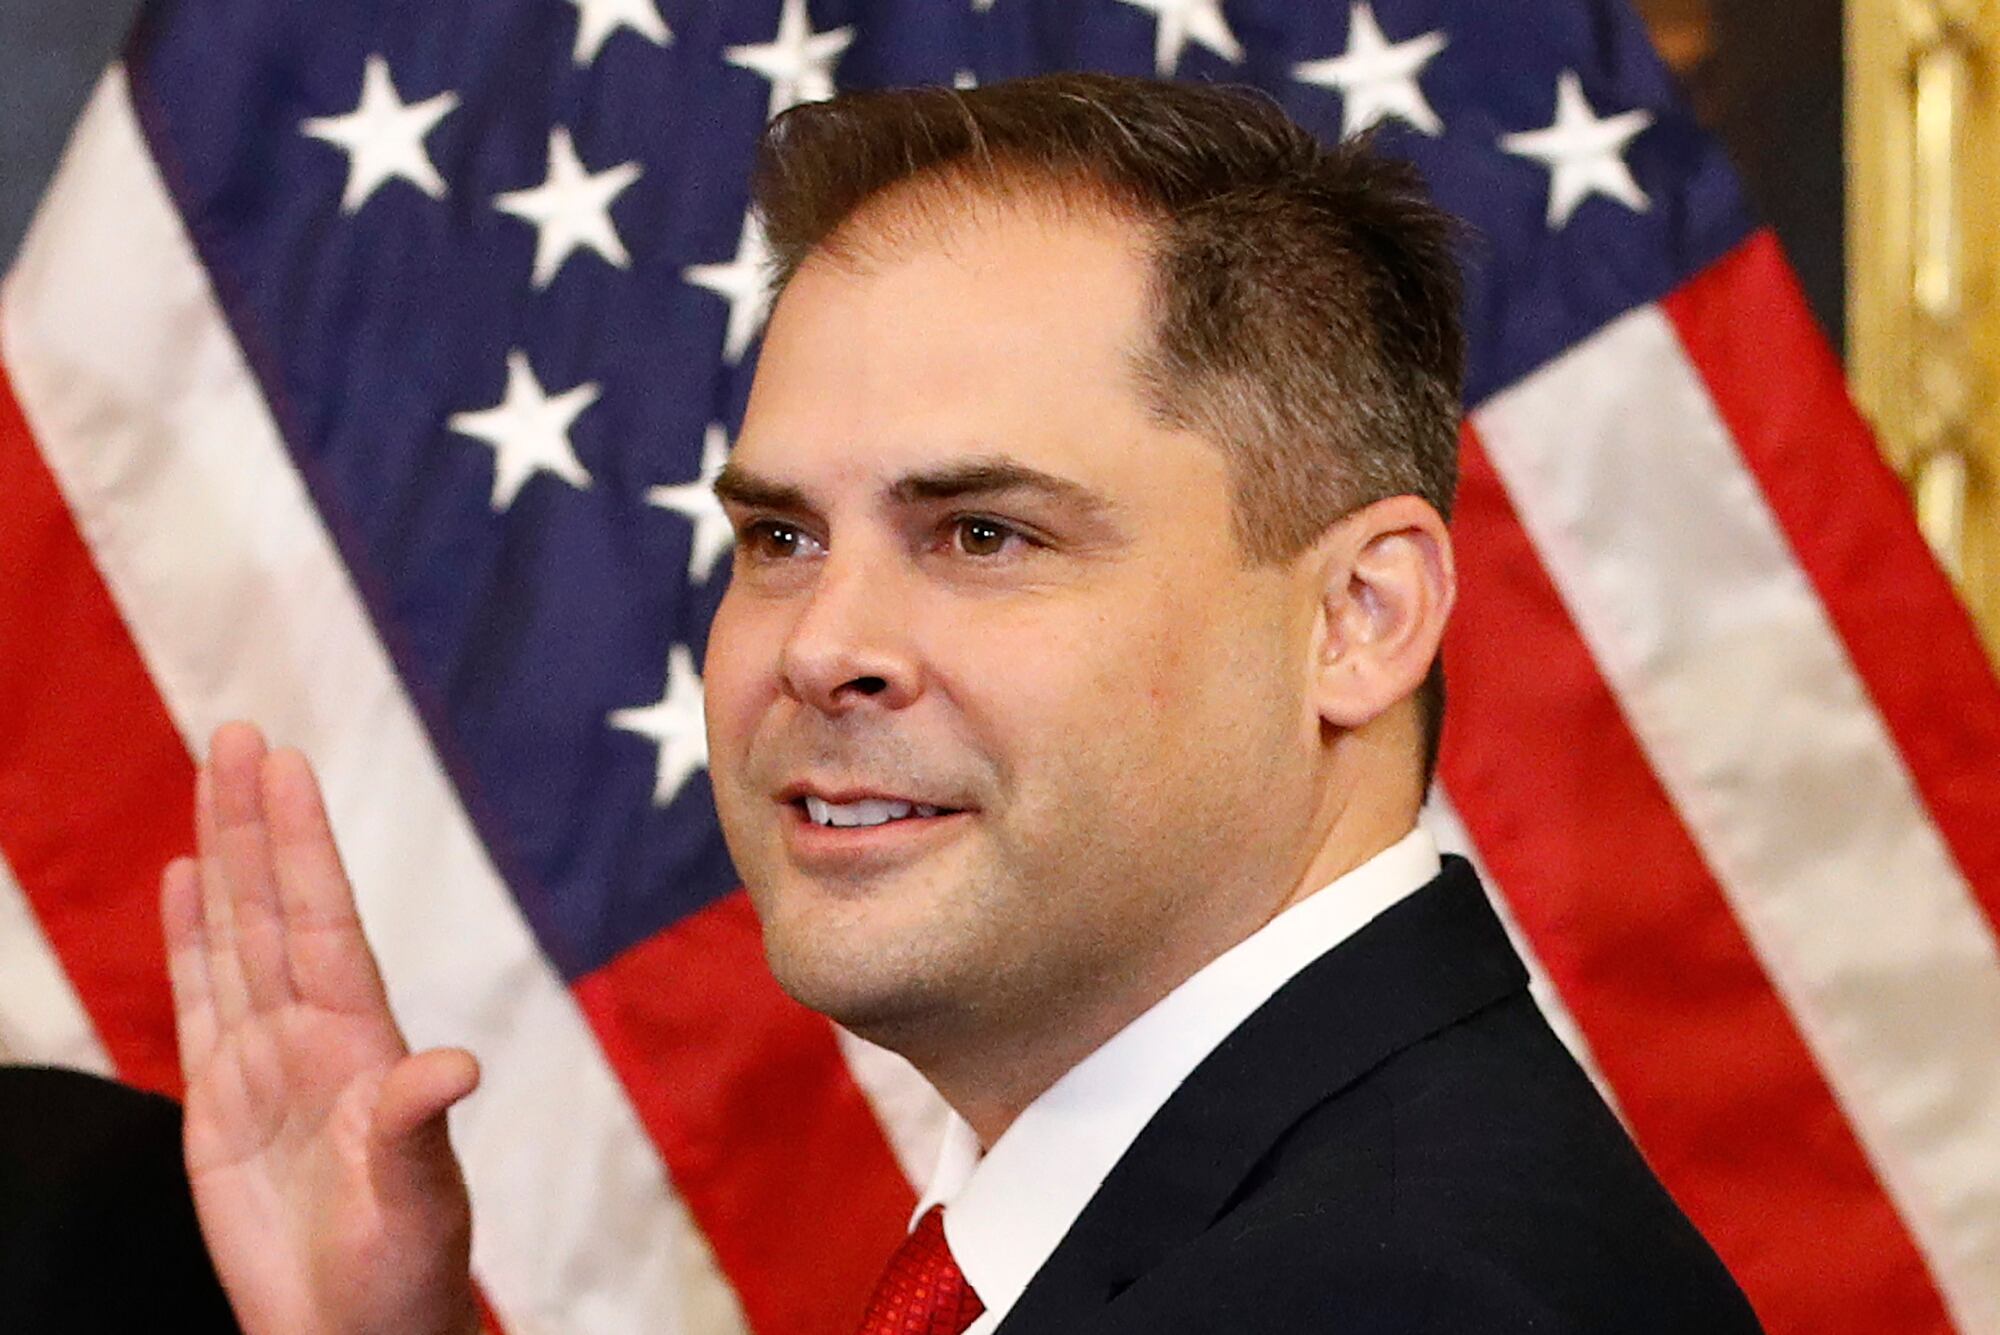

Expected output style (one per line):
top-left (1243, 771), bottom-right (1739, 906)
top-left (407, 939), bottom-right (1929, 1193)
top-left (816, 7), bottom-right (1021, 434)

top-left (2, 0), bottom-right (1997, 1331)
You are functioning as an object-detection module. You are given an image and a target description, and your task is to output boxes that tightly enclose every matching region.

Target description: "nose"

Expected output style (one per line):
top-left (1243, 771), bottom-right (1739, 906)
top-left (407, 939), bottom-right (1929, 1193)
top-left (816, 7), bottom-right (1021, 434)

top-left (778, 550), bottom-right (922, 715)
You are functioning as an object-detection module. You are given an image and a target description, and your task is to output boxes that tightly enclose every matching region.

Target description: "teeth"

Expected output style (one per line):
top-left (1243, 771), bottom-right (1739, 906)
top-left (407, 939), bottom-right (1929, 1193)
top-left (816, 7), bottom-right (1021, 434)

top-left (804, 796), bottom-right (929, 828)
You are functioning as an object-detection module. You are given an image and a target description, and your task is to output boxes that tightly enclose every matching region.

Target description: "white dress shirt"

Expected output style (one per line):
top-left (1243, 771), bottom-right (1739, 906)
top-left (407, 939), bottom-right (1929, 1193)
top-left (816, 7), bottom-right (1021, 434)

top-left (911, 826), bottom-right (1443, 1334)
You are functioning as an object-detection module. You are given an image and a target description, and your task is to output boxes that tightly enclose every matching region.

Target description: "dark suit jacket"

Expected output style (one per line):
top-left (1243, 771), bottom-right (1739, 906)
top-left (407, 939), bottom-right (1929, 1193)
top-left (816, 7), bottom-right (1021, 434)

top-left (0, 1064), bottom-right (240, 1332)
top-left (998, 858), bottom-right (1764, 1333)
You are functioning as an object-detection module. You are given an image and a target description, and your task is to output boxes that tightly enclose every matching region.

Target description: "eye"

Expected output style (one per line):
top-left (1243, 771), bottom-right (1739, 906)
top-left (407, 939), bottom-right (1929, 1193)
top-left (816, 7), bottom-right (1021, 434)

top-left (740, 519), bottom-right (824, 562)
top-left (950, 516), bottom-right (1023, 558)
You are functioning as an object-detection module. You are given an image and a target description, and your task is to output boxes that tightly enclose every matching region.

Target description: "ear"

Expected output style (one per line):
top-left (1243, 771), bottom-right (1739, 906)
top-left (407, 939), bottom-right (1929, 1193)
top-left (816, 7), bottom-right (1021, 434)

top-left (1310, 495), bottom-right (1455, 732)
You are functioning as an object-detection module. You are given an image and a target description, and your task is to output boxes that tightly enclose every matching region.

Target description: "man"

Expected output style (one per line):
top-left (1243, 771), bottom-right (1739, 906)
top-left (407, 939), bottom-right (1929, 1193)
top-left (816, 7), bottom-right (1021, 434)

top-left (162, 75), bottom-right (1761, 1333)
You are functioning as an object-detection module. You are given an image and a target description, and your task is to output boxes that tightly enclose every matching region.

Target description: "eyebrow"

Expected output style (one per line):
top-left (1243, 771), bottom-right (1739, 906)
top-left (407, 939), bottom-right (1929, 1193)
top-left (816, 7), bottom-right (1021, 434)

top-left (712, 464), bottom-right (810, 513)
top-left (889, 457), bottom-right (1112, 518)
top-left (713, 454), bottom-right (1115, 522)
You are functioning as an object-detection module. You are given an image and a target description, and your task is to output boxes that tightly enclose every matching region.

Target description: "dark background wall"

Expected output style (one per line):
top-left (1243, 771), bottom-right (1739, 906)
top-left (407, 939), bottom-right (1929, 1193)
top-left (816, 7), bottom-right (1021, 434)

top-left (0, 0), bottom-right (1847, 351)
top-left (0, 0), bottom-right (147, 264)
top-left (1673, 0), bottom-right (1848, 352)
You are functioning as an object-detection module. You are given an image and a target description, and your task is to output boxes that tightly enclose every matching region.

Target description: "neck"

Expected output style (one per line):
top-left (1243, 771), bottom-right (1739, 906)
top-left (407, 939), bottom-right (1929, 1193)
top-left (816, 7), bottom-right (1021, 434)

top-left (905, 773), bottom-right (1425, 1147)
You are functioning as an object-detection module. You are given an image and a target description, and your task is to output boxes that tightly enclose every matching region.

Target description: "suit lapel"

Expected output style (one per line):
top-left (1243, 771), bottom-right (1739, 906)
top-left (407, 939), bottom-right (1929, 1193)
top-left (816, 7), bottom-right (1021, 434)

top-left (996, 857), bottom-right (1529, 1329)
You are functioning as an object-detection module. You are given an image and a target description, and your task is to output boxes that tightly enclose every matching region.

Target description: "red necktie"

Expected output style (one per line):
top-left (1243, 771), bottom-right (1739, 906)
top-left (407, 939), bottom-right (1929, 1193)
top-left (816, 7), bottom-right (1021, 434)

top-left (854, 1205), bottom-right (986, 1335)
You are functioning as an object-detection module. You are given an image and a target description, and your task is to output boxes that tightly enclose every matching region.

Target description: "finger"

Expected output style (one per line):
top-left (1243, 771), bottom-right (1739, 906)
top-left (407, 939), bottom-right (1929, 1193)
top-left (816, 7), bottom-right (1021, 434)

top-left (371, 1047), bottom-right (481, 1198)
top-left (374, 1047), bottom-right (481, 1144)
top-left (262, 746), bottom-right (396, 1022)
top-left (193, 758), bottom-right (253, 1029)
top-left (160, 856), bottom-right (218, 1079)
top-left (206, 721), bottom-right (295, 1014)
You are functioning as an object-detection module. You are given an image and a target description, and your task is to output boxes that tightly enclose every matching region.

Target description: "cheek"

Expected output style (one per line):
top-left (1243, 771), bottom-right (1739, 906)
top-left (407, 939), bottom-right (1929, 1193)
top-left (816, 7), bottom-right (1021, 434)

top-left (701, 599), bottom-right (783, 773)
top-left (957, 605), bottom-right (1152, 742)
top-left (1121, 585), bottom-right (1305, 781)
top-left (1116, 588), bottom-right (1232, 723)
top-left (958, 595), bottom-right (1208, 817)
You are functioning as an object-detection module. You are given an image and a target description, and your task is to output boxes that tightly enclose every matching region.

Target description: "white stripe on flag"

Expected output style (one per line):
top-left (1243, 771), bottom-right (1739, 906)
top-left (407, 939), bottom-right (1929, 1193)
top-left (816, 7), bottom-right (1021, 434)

top-left (835, 1026), bottom-right (952, 1189)
top-left (1472, 303), bottom-right (2000, 1332)
top-left (0, 845), bottom-right (114, 1073)
top-left (1, 69), bottom-right (726, 1335)
top-left (1423, 790), bottom-right (1617, 1111)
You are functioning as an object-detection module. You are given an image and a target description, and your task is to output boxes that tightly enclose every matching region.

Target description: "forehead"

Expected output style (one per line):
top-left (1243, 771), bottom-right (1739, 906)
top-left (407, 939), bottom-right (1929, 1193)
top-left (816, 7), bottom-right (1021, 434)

top-left (733, 200), bottom-right (1180, 491)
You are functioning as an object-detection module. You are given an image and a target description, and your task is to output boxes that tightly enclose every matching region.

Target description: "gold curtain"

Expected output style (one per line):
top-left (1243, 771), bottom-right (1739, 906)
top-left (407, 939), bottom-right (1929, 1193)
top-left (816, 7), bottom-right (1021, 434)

top-left (1849, 0), bottom-right (2000, 652)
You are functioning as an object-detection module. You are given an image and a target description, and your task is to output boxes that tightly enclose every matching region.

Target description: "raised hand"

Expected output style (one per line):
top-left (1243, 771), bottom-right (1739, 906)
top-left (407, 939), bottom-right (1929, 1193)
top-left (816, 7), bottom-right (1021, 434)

top-left (162, 722), bottom-right (482, 1335)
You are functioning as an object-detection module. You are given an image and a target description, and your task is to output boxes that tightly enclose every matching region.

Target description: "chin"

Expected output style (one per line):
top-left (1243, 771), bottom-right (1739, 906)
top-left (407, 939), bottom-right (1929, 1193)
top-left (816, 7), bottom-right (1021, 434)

top-left (767, 953), bottom-right (930, 1044)
top-left (756, 901), bottom-right (964, 1045)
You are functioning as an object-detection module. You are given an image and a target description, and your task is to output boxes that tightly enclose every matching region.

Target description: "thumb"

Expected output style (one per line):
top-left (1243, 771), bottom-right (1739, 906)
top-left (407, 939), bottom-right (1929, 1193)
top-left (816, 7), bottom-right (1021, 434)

top-left (371, 1047), bottom-right (481, 1187)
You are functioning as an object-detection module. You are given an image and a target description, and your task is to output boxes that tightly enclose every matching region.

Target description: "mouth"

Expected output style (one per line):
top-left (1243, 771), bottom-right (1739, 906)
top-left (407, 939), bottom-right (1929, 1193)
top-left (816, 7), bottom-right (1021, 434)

top-left (773, 785), bottom-right (972, 870)
top-left (795, 794), bottom-right (958, 828)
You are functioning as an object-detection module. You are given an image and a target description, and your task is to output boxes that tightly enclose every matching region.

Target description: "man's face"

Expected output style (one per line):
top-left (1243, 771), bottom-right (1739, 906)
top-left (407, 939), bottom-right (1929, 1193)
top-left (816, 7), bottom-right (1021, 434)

top-left (704, 201), bottom-right (1328, 1057)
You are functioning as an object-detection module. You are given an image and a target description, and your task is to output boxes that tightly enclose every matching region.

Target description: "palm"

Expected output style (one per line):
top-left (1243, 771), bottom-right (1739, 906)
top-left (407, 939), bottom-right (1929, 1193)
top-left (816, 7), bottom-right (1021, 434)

top-left (185, 1005), bottom-right (411, 1315)
top-left (163, 724), bottom-right (479, 1335)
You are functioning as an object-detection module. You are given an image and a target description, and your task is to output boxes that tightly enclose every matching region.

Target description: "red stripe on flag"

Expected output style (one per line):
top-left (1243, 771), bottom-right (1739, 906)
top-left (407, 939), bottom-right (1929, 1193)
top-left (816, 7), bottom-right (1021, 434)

top-left (1662, 231), bottom-right (2000, 928)
top-left (575, 891), bottom-right (914, 1335)
top-left (0, 357), bottom-right (189, 1096)
top-left (1442, 424), bottom-right (1955, 1334)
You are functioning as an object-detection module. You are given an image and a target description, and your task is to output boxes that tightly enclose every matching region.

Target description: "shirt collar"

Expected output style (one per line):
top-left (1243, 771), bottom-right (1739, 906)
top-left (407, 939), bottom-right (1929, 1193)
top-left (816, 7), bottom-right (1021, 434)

top-left (914, 826), bottom-right (1442, 1323)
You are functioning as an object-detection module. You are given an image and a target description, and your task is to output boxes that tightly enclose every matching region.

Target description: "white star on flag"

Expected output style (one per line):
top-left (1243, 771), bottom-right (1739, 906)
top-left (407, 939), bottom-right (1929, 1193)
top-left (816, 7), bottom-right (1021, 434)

top-left (611, 644), bottom-right (709, 807)
top-left (565, 0), bottom-right (672, 65)
top-left (646, 423), bottom-right (735, 582)
top-left (1501, 70), bottom-right (1655, 228)
top-left (448, 350), bottom-right (599, 510)
top-left (301, 55), bottom-right (459, 214)
top-left (1294, 4), bottom-right (1448, 138)
top-left (725, 0), bottom-right (856, 120)
top-left (684, 211), bottom-right (774, 364)
top-left (494, 127), bottom-right (643, 288)
top-left (1115, 0), bottom-right (1242, 77)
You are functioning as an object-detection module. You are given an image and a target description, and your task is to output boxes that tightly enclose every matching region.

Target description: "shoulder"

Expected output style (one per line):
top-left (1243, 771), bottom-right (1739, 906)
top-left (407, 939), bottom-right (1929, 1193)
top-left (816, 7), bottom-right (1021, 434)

top-left (0, 1065), bottom-right (239, 1332)
top-left (0, 1063), bottom-right (189, 1217)
top-left (0, 1062), bottom-right (182, 1149)
top-left (1100, 1155), bottom-right (1763, 1334)
top-left (1100, 996), bottom-right (1764, 1334)
top-left (1099, 1222), bottom-right (1586, 1334)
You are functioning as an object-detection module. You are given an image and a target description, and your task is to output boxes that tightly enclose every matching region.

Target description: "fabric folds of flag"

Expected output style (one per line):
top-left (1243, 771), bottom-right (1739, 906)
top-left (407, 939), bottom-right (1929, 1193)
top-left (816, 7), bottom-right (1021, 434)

top-left (1, 2), bottom-right (1996, 1333)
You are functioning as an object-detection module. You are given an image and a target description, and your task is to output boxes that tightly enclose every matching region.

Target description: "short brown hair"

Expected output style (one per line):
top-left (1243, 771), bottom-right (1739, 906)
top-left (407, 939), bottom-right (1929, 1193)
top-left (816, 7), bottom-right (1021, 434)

top-left (750, 73), bottom-right (1465, 779)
